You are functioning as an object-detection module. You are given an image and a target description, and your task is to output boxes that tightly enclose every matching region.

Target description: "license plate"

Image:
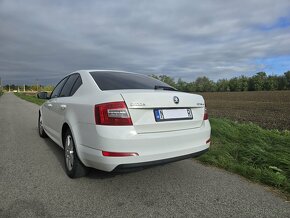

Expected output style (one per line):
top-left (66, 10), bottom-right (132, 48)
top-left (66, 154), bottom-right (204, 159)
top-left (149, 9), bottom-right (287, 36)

top-left (154, 108), bottom-right (193, 122)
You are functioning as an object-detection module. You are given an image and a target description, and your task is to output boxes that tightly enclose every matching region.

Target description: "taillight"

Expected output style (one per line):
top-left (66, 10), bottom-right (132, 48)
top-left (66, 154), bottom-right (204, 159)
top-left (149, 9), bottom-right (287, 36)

top-left (203, 103), bottom-right (208, 120)
top-left (95, 101), bottom-right (133, 125)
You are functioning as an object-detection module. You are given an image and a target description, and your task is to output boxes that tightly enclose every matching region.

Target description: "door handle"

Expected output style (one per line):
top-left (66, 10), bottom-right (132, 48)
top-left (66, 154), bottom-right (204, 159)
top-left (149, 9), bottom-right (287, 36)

top-left (60, 105), bottom-right (67, 110)
top-left (47, 103), bottom-right (53, 108)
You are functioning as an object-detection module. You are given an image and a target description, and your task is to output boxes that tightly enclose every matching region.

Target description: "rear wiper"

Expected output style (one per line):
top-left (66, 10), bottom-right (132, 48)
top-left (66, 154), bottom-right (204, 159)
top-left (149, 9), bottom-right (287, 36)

top-left (154, 85), bottom-right (177, 91)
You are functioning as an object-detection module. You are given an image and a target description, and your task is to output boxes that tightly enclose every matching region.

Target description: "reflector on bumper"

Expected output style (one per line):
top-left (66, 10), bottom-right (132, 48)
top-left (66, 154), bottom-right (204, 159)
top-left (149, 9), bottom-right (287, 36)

top-left (102, 151), bottom-right (139, 157)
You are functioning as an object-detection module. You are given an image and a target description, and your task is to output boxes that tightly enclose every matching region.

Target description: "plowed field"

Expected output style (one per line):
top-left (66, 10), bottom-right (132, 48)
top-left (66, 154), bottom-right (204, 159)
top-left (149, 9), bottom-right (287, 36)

top-left (200, 91), bottom-right (290, 130)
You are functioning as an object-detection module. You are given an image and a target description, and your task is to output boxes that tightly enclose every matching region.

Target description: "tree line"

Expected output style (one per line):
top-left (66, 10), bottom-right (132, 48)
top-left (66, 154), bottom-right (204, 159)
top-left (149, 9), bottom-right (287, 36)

top-left (2, 70), bottom-right (290, 93)
top-left (152, 71), bottom-right (290, 92)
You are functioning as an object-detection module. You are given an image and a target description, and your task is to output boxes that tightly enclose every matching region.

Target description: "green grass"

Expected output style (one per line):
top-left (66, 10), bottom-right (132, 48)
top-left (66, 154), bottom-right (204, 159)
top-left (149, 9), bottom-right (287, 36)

top-left (0, 90), bottom-right (3, 97)
top-left (14, 92), bottom-right (46, 105)
top-left (198, 118), bottom-right (290, 198)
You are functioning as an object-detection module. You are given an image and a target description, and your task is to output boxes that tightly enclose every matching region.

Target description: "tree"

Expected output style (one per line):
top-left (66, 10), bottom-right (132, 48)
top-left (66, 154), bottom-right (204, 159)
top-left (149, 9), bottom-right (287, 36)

top-left (195, 76), bottom-right (216, 92)
top-left (186, 82), bottom-right (197, 92)
top-left (284, 71), bottom-right (290, 89)
top-left (277, 75), bottom-right (287, 90)
top-left (239, 76), bottom-right (249, 91)
top-left (176, 78), bottom-right (187, 91)
top-left (42, 85), bottom-right (54, 92)
top-left (30, 85), bottom-right (38, 91)
top-left (10, 84), bottom-right (16, 91)
top-left (158, 75), bottom-right (177, 88)
top-left (216, 79), bottom-right (230, 92)
top-left (149, 70), bottom-right (290, 92)
top-left (264, 76), bottom-right (278, 91)
top-left (248, 72), bottom-right (267, 91)
top-left (257, 72), bottom-right (267, 90)
top-left (229, 77), bottom-right (240, 91)
top-left (150, 74), bottom-right (159, 80)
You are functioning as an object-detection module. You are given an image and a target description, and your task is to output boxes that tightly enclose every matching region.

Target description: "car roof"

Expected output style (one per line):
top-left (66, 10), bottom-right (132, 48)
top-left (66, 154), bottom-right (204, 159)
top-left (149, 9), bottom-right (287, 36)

top-left (78, 69), bottom-right (133, 74)
top-left (67, 70), bottom-right (144, 78)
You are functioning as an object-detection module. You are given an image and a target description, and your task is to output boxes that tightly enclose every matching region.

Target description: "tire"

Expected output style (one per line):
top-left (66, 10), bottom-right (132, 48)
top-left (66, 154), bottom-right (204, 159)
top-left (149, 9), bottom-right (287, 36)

top-left (64, 129), bottom-right (88, 178)
top-left (38, 113), bottom-right (48, 138)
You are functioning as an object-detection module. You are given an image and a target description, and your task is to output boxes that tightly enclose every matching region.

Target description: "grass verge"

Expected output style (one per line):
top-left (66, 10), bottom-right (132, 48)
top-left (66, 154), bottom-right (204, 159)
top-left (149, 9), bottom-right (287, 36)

top-left (14, 92), bottom-right (290, 198)
top-left (14, 92), bottom-right (46, 105)
top-left (198, 118), bottom-right (290, 199)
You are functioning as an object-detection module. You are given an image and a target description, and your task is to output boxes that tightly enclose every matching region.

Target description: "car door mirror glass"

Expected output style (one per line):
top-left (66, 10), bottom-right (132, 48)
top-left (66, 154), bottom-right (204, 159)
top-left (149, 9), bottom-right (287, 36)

top-left (37, 92), bottom-right (49, 99)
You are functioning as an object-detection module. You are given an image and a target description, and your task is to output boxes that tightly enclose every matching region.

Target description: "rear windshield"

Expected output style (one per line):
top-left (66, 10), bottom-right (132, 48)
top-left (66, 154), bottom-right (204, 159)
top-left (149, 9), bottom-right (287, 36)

top-left (90, 71), bottom-right (173, 91)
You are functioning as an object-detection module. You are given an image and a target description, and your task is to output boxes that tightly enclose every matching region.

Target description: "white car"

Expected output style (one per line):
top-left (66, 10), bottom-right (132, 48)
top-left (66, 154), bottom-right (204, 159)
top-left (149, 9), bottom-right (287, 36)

top-left (38, 70), bottom-right (211, 178)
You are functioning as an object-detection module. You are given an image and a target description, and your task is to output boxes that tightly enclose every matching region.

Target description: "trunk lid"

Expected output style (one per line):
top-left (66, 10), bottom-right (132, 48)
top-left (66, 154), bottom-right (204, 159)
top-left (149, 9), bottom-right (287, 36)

top-left (120, 90), bottom-right (205, 133)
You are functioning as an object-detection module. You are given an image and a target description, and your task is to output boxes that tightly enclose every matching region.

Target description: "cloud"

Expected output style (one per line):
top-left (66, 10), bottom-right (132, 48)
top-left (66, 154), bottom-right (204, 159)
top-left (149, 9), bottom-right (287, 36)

top-left (0, 0), bottom-right (290, 84)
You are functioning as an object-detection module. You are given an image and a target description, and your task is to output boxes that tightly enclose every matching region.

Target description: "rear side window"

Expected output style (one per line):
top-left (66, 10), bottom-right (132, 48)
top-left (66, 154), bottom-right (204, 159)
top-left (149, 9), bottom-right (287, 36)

top-left (70, 76), bottom-right (82, 96)
top-left (51, 77), bottom-right (69, 98)
top-left (60, 74), bottom-right (79, 97)
top-left (90, 71), bottom-right (172, 91)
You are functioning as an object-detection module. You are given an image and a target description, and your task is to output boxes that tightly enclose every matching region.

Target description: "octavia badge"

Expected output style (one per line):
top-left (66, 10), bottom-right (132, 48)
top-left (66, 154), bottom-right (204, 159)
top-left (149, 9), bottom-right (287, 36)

top-left (173, 96), bottom-right (179, 104)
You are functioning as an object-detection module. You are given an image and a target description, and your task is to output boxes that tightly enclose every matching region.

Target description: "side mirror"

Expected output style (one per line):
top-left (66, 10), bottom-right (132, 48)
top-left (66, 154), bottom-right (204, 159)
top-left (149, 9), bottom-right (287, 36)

top-left (37, 92), bottom-right (49, 99)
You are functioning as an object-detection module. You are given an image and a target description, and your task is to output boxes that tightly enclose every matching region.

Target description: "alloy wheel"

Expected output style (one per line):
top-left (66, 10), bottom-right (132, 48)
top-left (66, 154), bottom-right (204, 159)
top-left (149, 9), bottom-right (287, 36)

top-left (65, 135), bottom-right (74, 171)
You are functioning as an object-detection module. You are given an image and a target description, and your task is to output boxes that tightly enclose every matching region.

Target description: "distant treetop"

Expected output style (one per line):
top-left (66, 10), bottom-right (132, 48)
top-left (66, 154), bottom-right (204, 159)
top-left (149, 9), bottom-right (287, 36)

top-left (151, 71), bottom-right (290, 92)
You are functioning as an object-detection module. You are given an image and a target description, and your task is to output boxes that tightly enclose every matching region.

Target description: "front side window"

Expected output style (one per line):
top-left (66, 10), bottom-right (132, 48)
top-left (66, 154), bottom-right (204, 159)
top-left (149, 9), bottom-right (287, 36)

top-left (90, 71), bottom-right (174, 91)
top-left (50, 77), bottom-right (68, 98)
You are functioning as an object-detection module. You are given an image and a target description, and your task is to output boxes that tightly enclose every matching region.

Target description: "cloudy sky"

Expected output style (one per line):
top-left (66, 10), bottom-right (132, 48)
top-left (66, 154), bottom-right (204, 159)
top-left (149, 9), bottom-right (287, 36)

top-left (1, 0), bottom-right (290, 85)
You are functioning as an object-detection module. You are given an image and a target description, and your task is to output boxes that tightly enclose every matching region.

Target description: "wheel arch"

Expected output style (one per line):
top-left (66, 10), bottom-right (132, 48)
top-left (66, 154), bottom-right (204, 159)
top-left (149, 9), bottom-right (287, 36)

top-left (62, 122), bottom-right (88, 177)
top-left (61, 123), bottom-right (71, 147)
top-left (61, 122), bottom-right (87, 167)
top-left (38, 109), bottom-right (42, 118)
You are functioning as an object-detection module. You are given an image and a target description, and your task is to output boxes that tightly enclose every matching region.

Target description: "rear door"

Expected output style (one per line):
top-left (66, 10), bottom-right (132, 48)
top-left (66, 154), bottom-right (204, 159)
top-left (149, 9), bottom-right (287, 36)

top-left (51, 74), bottom-right (80, 139)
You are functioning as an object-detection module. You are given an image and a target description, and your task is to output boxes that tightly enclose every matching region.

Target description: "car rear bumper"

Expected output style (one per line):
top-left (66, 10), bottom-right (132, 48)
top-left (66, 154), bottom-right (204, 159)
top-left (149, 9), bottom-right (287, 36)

top-left (78, 143), bottom-right (209, 172)
top-left (113, 148), bottom-right (208, 172)
top-left (76, 120), bottom-right (211, 172)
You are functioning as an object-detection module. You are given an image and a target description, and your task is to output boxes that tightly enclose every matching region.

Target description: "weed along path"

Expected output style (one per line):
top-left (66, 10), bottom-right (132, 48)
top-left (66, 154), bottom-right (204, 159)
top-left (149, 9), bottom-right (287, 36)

top-left (0, 93), bottom-right (289, 217)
